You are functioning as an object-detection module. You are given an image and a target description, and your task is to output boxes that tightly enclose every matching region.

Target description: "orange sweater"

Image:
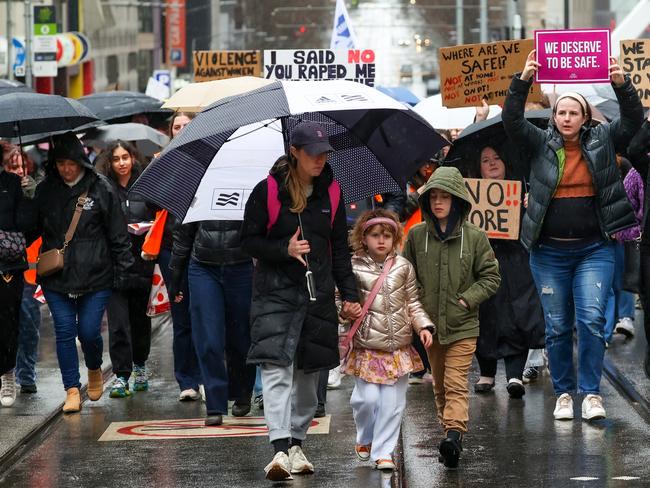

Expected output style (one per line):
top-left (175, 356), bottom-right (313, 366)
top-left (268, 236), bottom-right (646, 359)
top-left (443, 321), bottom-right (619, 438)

top-left (554, 140), bottom-right (595, 198)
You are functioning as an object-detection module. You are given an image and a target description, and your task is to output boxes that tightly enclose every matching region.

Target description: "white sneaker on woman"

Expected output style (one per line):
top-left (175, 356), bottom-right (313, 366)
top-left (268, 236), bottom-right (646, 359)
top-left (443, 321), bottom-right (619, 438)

top-left (582, 394), bottom-right (606, 420)
top-left (0, 371), bottom-right (17, 407)
top-left (288, 445), bottom-right (314, 474)
top-left (264, 452), bottom-right (293, 481)
top-left (553, 393), bottom-right (574, 420)
top-left (614, 317), bottom-right (635, 338)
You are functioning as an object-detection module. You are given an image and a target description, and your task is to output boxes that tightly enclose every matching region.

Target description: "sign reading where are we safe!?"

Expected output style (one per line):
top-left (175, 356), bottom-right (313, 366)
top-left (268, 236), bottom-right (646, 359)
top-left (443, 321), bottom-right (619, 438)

top-left (535, 29), bottom-right (611, 83)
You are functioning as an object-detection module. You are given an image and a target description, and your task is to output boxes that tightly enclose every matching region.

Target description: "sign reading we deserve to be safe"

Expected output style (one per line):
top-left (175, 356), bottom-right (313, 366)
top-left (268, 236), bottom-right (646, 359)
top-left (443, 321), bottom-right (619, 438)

top-left (464, 178), bottom-right (521, 240)
top-left (535, 29), bottom-right (610, 83)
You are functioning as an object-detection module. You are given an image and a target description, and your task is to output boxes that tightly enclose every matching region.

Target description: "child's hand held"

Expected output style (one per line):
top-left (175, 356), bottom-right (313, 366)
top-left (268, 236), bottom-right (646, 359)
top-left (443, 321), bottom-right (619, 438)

top-left (419, 328), bottom-right (433, 348)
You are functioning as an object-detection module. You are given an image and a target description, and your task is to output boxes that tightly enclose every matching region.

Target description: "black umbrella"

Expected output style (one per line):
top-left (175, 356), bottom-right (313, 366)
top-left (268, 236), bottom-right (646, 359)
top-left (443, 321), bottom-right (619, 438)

top-left (0, 93), bottom-right (100, 138)
top-left (78, 91), bottom-right (170, 123)
top-left (0, 79), bottom-right (33, 95)
top-left (444, 109), bottom-right (551, 178)
top-left (130, 80), bottom-right (449, 222)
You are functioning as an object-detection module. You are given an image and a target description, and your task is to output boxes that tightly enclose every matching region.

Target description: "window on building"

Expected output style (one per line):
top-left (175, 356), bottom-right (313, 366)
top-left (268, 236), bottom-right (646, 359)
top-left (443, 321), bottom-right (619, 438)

top-left (106, 55), bottom-right (119, 85)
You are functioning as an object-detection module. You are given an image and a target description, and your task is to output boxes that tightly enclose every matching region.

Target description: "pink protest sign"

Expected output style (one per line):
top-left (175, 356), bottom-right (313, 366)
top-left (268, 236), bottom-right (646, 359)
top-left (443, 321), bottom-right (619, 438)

top-left (535, 29), bottom-right (610, 83)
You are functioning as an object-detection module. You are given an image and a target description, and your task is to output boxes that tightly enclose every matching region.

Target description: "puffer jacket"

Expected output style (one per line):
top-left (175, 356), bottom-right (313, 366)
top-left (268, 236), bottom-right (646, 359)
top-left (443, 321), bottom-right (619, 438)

top-left (349, 252), bottom-right (434, 352)
top-left (627, 119), bottom-right (650, 241)
top-left (403, 166), bottom-right (501, 345)
top-left (241, 161), bottom-right (358, 372)
top-left (170, 220), bottom-right (250, 271)
top-left (33, 168), bottom-right (134, 294)
top-left (0, 170), bottom-right (30, 274)
top-left (502, 74), bottom-right (644, 250)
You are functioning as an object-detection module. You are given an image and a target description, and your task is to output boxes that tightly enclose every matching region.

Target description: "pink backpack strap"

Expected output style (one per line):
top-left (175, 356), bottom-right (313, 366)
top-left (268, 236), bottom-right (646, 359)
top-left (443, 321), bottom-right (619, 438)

top-left (328, 180), bottom-right (341, 227)
top-left (266, 175), bottom-right (281, 234)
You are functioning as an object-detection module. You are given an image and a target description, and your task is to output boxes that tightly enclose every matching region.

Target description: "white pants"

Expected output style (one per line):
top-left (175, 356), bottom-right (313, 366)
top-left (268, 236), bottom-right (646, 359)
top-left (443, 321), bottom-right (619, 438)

top-left (350, 375), bottom-right (409, 461)
top-left (261, 363), bottom-right (320, 443)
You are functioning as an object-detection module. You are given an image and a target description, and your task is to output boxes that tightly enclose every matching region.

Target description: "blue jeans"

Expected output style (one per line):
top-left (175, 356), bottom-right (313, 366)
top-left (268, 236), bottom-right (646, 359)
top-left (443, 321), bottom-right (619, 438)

top-left (604, 241), bottom-right (636, 342)
top-left (16, 284), bottom-right (41, 386)
top-left (529, 241), bottom-right (614, 395)
top-left (43, 289), bottom-right (112, 390)
top-left (188, 259), bottom-right (255, 415)
top-left (158, 249), bottom-right (201, 391)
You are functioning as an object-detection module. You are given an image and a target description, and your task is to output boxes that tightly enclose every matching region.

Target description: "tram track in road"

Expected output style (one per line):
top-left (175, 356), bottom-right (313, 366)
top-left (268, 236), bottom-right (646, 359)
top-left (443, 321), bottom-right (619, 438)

top-left (603, 357), bottom-right (650, 425)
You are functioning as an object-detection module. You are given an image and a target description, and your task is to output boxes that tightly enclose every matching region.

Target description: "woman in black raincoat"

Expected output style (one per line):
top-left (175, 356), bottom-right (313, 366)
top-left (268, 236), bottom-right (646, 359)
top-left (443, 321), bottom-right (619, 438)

top-left (241, 121), bottom-right (360, 482)
top-left (471, 144), bottom-right (545, 398)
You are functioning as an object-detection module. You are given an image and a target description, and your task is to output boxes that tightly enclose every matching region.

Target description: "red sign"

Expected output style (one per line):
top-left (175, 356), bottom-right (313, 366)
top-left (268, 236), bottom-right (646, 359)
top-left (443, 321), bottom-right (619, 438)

top-left (166, 0), bottom-right (186, 67)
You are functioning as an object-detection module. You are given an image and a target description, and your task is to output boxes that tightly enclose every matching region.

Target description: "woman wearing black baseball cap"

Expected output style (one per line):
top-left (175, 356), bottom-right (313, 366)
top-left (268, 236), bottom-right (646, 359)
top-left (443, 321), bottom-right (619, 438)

top-left (241, 121), bottom-right (361, 481)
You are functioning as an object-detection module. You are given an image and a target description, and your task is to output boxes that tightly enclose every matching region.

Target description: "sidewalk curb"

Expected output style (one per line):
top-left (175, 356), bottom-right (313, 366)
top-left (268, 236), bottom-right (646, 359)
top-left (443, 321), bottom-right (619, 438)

top-left (603, 357), bottom-right (650, 424)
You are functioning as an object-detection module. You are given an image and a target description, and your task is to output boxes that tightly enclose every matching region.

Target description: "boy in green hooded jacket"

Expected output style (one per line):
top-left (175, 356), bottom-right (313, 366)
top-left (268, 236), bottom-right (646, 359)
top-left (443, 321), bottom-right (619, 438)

top-left (403, 166), bottom-right (500, 469)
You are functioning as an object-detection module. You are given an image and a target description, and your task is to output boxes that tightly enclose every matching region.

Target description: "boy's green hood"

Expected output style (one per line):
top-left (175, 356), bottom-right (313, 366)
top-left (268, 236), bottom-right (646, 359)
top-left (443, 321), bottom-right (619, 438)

top-left (418, 166), bottom-right (472, 225)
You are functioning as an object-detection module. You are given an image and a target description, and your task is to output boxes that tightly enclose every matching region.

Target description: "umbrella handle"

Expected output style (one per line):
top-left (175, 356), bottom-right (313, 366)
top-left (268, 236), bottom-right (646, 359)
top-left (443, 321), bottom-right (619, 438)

top-left (13, 121), bottom-right (26, 177)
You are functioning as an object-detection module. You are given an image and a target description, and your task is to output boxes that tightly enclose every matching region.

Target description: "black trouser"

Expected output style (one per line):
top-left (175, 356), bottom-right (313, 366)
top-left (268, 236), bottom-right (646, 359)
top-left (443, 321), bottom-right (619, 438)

top-left (107, 288), bottom-right (152, 379)
top-left (640, 247), bottom-right (650, 353)
top-left (317, 368), bottom-right (328, 405)
top-left (476, 350), bottom-right (528, 381)
top-left (411, 332), bottom-right (431, 375)
top-left (0, 273), bottom-right (23, 376)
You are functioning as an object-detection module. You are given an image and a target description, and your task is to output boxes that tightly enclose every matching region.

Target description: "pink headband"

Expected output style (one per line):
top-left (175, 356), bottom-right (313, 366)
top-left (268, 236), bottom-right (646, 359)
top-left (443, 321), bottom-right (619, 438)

top-left (362, 217), bottom-right (399, 233)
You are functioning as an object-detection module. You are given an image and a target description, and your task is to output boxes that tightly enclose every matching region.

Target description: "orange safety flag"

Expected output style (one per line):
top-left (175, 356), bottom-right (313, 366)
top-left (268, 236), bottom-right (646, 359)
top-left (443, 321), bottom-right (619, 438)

top-left (141, 210), bottom-right (168, 258)
top-left (23, 237), bottom-right (42, 285)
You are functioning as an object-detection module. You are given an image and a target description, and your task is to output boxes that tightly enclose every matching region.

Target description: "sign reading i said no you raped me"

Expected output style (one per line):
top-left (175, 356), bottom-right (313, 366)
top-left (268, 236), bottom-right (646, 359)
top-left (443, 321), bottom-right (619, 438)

top-left (464, 178), bottom-right (521, 240)
top-left (535, 29), bottom-right (611, 83)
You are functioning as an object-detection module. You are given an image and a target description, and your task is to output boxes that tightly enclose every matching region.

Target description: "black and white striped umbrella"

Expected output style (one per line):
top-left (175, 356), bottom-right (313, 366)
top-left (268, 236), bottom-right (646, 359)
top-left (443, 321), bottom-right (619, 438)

top-left (130, 80), bottom-right (448, 222)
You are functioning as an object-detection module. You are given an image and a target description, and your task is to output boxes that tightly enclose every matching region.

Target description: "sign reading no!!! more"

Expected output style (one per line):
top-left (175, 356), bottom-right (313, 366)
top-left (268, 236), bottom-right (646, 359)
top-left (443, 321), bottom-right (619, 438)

top-left (439, 39), bottom-right (542, 108)
top-left (263, 49), bottom-right (376, 86)
top-left (620, 40), bottom-right (650, 108)
top-left (464, 178), bottom-right (521, 240)
top-left (194, 50), bottom-right (262, 82)
top-left (535, 29), bottom-right (610, 83)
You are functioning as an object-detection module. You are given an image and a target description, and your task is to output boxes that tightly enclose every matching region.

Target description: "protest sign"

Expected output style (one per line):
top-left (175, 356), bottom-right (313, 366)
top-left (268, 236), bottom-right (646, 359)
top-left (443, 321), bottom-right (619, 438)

top-left (620, 39), bottom-right (650, 108)
top-left (535, 29), bottom-right (610, 83)
top-left (464, 178), bottom-right (521, 240)
top-left (263, 49), bottom-right (376, 86)
top-left (193, 50), bottom-right (262, 82)
top-left (439, 39), bottom-right (542, 108)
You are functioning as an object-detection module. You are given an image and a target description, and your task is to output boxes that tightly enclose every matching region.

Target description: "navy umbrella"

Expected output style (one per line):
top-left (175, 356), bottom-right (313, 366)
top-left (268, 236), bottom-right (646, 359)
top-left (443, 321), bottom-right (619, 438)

top-left (78, 91), bottom-right (171, 123)
top-left (130, 80), bottom-right (448, 222)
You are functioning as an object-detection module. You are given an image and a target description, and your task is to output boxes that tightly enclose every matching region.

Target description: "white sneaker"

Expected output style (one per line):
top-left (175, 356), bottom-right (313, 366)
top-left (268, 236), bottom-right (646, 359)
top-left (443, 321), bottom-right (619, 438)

top-left (0, 370), bottom-right (17, 407)
top-left (327, 366), bottom-right (341, 389)
top-left (288, 445), bottom-right (314, 474)
top-left (179, 388), bottom-right (201, 401)
top-left (553, 393), bottom-right (574, 420)
top-left (264, 451), bottom-right (293, 481)
top-left (582, 394), bottom-right (606, 420)
top-left (199, 384), bottom-right (206, 402)
top-left (614, 317), bottom-right (635, 338)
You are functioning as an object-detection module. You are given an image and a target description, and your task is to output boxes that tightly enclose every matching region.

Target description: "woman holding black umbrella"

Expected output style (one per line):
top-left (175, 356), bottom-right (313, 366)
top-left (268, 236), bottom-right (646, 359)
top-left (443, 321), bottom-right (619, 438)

top-left (503, 51), bottom-right (644, 421)
top-left (241, 121), bottom-right (361, 481)
top-left (470, 144), bottom-right (545, 398)
top-left (32, 132), bottom-right (133, 413)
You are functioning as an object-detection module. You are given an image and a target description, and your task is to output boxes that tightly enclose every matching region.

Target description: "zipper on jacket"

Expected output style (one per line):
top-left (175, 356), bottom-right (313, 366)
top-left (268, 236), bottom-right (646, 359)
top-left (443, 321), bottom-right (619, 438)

top-left (532, 146), bottom-right (566, 245)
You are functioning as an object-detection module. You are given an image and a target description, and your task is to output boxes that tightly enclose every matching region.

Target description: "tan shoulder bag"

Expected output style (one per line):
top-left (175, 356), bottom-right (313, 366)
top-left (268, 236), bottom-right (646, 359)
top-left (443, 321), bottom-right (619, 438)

top-left (37, 191), bottom-right (89, 278)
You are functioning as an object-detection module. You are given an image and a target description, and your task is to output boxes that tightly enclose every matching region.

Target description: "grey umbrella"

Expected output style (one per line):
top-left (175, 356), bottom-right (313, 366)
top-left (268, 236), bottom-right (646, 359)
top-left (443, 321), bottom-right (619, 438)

top-left (78, 91), bottom-right (171, 123)
top-left (0, 92), bottom-right (99, 140)
top-left (0, 79), bottom-right (33, 95)
top-left (83, 123), bottom-right (170, 156)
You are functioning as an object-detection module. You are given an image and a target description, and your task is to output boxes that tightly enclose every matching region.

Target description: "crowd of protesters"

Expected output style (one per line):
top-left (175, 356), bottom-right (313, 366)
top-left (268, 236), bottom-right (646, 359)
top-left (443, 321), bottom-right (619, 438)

top-left (1, 52), bottom-right (650, 481)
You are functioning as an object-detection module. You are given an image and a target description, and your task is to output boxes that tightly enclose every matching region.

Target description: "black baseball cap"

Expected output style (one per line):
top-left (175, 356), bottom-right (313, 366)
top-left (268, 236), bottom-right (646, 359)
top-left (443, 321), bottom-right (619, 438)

top-left (290, 121), bottom-right (334, 156)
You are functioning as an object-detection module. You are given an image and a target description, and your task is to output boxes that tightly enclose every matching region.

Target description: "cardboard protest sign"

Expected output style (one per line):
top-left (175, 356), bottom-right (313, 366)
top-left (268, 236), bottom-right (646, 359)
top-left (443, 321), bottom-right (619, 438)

top-left (464, 178), bottom-right (521, 240)
top-left (535, 29), bottom-right (610, 83)
top-left (193, 50), bottom-right (262, 82)
top-left (263, 49), bottom-right (376, 86)
top-left (620, 39), bottom-right (650, 108)
top-left (439, 39), bottom-right (542, 108)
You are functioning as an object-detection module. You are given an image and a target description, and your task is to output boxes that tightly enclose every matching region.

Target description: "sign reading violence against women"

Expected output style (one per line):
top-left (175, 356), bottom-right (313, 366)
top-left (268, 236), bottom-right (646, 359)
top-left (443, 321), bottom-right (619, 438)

top-left (193, 50), bottom-right (262, 82)
top-left (535, 29), bottom-right (610, 83)
top-left (263, 49), bottom-right (376, 86)
top-left (439, 39), bottom-right (542, 108)
top-left (464, 178), bottom-right (521, 240)
top-left (620, 39), bottom-right (650, 108)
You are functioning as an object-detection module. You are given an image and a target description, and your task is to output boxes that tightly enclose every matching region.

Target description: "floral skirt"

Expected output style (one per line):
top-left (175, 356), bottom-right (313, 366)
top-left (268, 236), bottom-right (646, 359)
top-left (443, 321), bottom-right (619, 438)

top-left (341, 345), bottom-right (424, 385)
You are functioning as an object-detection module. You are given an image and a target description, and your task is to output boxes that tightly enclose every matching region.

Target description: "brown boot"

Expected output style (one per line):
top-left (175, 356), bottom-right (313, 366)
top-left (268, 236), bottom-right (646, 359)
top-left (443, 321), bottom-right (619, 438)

top-left (62, 387), bottom-right (81, 413)
top-left (87, 368), bottom-right (104, 401)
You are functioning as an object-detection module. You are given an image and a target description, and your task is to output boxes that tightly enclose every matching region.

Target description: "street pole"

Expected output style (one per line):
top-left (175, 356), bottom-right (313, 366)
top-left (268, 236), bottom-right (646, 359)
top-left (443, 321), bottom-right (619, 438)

top-left (479, 0), bottom-right (488, 43)
top-left (7, 0), bottom-right (13, 80)
top-left (456, 0), bottom-right (463, 44)
top-left (564, 0), bottom-right (570, 29)
top-left (23, 0), bottom-right (32, 87)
